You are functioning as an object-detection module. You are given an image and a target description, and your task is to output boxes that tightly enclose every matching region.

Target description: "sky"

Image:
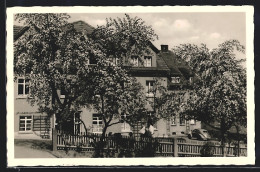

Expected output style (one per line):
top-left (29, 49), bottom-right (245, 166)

top-left (13, 12), bottom-right (246, 62)
top-left (68, 12), bottom-right (246, 52)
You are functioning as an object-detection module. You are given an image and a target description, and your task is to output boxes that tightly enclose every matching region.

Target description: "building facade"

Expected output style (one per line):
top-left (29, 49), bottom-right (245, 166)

top-left (13, 21), bottom-right (201, 139)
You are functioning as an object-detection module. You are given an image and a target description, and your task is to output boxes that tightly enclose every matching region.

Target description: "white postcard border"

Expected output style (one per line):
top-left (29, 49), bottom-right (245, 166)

top-left (6, 6), bottom-right (255, 166)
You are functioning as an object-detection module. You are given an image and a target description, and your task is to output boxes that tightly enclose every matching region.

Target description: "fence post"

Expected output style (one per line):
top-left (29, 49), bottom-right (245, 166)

top-left (223, 145), bottom-right (227, 157)
top-left (237, 141), bottom-right (240, 157)
top-left (173, 137), bottom-right (178, 157)
top-left (52, 128), bottom-right (57, 151)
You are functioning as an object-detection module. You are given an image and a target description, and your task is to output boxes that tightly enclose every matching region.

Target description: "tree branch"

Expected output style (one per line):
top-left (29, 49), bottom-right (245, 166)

top-left (108, 121), bottom-right (121, 127)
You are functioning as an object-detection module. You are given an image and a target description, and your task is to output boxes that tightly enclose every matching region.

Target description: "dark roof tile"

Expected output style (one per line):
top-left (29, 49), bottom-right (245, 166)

top-left (160, 50), bottom-right (193, 77)
top-left (14, 20), bottom-right (95, 40)
top-left (71, 20), bottom-right (95, 34)
top-left (14, 26), bottom-right (29, 41)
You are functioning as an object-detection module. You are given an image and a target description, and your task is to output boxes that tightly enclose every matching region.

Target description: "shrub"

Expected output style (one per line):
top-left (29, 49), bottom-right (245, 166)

top-left (200, 142), bottom-right (215, 157)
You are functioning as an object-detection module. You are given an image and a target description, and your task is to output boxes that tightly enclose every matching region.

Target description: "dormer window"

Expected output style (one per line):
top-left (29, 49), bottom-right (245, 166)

top-left (171, 77), bottom-right (180, 84)
top-left (130, 56), bottom-right (138, 67)
top-left (144, 56), bottom-right (152, 67)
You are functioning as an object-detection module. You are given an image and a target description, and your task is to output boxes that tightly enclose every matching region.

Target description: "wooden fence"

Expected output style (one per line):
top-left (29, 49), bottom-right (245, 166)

top-left (52, 129), bottom-right (247, 157)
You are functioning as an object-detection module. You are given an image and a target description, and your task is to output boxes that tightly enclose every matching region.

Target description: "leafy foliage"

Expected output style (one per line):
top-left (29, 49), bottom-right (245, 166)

top-left (200, 142), bottom-right (215, 157)
top-left (150, 78), bottom-right (186, 124)
top-left (14, 13), bottom-right (158, 137)
top-left (14, 14), bottom-right (102, 127)
top-left (85, 14), bottom-right (159, 138)
top-left (91, 14), bottom-right (158, 65)
top-left (172, 40), bottom-right (247, 142)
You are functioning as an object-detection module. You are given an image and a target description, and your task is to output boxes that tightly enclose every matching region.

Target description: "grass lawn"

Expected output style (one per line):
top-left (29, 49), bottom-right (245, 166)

top-left (51, 149), bottom-right (93, 158)
top-left (14, 139), bottom-right (93, 158)
top-left (14, 139), bottom-right (52, 151)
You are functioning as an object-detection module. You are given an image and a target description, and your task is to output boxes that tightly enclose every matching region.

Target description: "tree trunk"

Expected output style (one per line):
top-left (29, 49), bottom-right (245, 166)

top-left (220, 119), bottom-right (226, 157)
top-left (97, 124), bottom-right (108, 157)
top-left (101, 124), bottom-right (108, 141)
top-left (79, 118), bottom-right (88, 134)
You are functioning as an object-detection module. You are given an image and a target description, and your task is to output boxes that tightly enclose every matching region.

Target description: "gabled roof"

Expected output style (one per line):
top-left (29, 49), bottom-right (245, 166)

top-left (71, 20), bottom-right (95, 35)
top-left (148, 41), bottom-right (159, 54)
top-left (14, 20), bottom-right (95, 41)
top-left (156, 54), bottom-right (170, 71)
top-left (159, 50), bottom-right (193, 78)
top-left (13, 20), bottom-right (170, 75)
top-left (128, 51), bottom-right (170, 75)
top-left (14, 25), bottom-right (29, 41)
top-left (14, 25), bottom-right (23, 36)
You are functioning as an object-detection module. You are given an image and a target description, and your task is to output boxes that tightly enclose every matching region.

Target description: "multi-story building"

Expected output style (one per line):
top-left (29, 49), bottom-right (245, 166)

top-left (13, 21), bottom-right (201, 139)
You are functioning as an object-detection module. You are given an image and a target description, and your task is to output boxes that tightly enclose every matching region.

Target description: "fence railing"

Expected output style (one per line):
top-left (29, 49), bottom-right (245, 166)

top-left (52, 129), bottom-right (247, 157)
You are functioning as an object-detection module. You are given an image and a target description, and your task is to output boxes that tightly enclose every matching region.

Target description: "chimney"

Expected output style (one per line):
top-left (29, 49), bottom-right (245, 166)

top-left (161, 45), bottom-right (168, 52)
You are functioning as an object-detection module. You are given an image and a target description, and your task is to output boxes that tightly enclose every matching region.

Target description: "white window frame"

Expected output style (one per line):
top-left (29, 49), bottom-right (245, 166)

top-left (144, 56), bottom-right (152, 67)
top-left (131, 56), bottom-right (139, 67)
top-left (92, 114), bottom-right (103, 134)
top-left (171, 77), bottom-right (180, 84)
top-left (171, 116), bottom-right (176, 125)
top-left (18, 78), bottom-right (30, 97)
top-left (146, 80), bottom-right (155, 97)
top-left (179, 114), bottom-right (186, 126)
top-left (190, 119), bottom-right (196, 125)
top-left (19, 115), bottom-right (33, 132)
top-left (121, 121), bottom-right (131, 132)
top-left (121, 113), bottom-right (129, 121)
top-left (115, 58), bottom-right (120, 65)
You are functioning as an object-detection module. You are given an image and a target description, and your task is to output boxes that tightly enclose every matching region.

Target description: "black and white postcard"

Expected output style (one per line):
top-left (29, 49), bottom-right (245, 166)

top-left (6, 6), bottom-right (254, 166)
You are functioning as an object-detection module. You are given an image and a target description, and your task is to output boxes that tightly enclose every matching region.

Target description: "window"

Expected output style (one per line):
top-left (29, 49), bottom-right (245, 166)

top-left (109, 57), bottom-right (120, 66)
top-left (179, 114), bottom-right (185, 126)
top-left (19, 116), bottom-right (32, 131)
top-left (144, 56), bottom-right (152, 67)
top-left (171, 77), bottom-right (180, 84)
top-left (121, 113), bottom-right (130, 121)
top-left (190, 119), bottom-right (196, 125)
top-left (92, 114), bottom-right (103, 134)
top-left (130, 56), bottom-right (138, 67)
top-left (115, 58), bottom-right (120, 65)
top-left (121, 122), bottom-right (131, 132)
top-left (171, 116), bottom-right (176, 125)
top-left (18, 79), bottom-right (29, 95)
top-left (146, 81), bottom-right (155, 97)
